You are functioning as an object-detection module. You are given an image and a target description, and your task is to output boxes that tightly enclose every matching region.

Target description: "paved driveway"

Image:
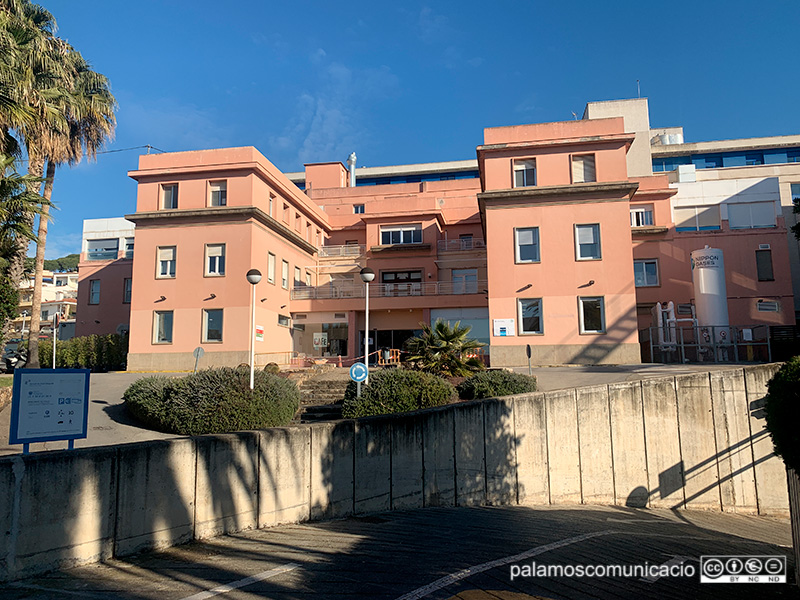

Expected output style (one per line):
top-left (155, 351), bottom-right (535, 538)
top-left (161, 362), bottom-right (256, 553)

top-left (4, 505), bottom-right (797, 599)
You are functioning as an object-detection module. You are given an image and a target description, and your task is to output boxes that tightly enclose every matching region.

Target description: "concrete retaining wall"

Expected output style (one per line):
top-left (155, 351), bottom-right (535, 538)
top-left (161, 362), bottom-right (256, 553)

top-left (0, 364), bottom-right (789, 582)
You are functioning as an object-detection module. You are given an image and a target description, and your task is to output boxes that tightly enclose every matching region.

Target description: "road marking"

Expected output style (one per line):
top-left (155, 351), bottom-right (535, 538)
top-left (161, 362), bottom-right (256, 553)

top-left (394, 530), bottom-right (613, 600)
top-left (179, 563), bottom-right (300, 600)
top-left (639, 556), bottom-right (692, 583)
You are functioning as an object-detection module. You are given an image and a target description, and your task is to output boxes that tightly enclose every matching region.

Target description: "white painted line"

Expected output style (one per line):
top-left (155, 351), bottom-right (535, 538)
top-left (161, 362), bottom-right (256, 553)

top-left (179, 563), bottom-right (300, 600)
top-left (394, 530), bottom-right (613, 600)
top-left (639, 556), bottom-right (692, 583)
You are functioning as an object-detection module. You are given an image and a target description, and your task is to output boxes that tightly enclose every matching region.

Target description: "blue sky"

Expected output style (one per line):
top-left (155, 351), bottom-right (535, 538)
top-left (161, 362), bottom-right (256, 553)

top-left (38, 0), bottom-right (800, 257)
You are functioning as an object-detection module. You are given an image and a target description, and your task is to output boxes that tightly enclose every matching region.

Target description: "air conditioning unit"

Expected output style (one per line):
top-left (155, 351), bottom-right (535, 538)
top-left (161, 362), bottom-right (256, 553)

top-left (757, 301), bottom-right (779, 313)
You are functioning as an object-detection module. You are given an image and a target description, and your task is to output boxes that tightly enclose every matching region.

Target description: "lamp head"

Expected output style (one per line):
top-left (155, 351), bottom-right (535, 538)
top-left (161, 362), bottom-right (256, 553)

top-left (246, 269), bottom-right (262, 285)
top-left (360, 267), bottom-right (375, 283)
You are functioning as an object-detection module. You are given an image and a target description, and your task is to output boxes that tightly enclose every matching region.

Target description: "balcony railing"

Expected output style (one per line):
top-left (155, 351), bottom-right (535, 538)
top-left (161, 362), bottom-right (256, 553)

top-left (437, 239), bottom-right (486, 253)
top-left (291, 280), bottom-right (487, 300)
top-left (318, 244), bottom-right (365, 258)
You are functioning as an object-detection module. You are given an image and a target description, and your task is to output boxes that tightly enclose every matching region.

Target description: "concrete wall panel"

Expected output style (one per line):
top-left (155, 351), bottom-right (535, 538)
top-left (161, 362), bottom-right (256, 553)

top-left (513, 393), bottom-right (549, 504)
top-left (421, 407), bottom-right (455, 507)
top-left (0, 458), bottom-right (15, 581)
top-left (576, 385), bottom-right (614, 505)
top-left (354, 419), bottom-right (391, 514)
top-left (641, 377), bottom-right (684, 509)
top-left (608, 382), bottom-right (648, 507)
top-left (390, 414), bottom-right (424, 510)
top-left (744, 365), bottom-right (790, 515)
top-left (710, 369), bottom-right (758, 512)
top-left (545, 390), bottom-right (581, 504)
top-left (194, 433), bottom-right (258, 539)
top-left (675, 373), bottom-right (721, 510)
top-left (116, 439), bottom-right (196, 556)
top-left (258, 427), bottom-right (311, 527)
top-left (453, 402), bottom-right (486, 506)
top-left (484, 398), bottom-right (518, 505)
top-left (310, 421), bottom-right (354, 519)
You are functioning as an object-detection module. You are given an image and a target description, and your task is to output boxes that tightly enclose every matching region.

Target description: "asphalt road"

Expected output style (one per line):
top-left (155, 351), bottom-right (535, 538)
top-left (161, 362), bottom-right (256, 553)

top-left (3, 505), bottom-right (797, 599)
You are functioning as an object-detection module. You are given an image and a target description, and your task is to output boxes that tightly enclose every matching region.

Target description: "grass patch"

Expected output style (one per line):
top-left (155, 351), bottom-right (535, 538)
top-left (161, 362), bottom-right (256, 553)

top-left (0, 376), bottom-right (12, 388)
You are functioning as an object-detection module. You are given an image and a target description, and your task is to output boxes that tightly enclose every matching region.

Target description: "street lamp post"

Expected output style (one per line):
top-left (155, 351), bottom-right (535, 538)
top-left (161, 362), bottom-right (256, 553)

top-left (20, 310), bottom-right (28, 338)
top-left (246, 269), bottom-right (262, 390)
top-left (359, 267), bottom-right (375, 384)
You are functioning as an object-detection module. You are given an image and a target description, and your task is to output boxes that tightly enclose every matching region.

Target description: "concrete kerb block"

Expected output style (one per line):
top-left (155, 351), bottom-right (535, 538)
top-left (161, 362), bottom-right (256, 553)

top-left (513, 391), bottom-right (549, 505)
top-left (483, 397), bottom-right (517, 505)
top-left (743, 364), bottom-right (790, 516)
top-left (4, 446), bottom-right (117, 581)
top-left (420, 405), bottom-right (456, 507)
top-left (389, 412), bottom-right (424, 510)
top-left (310, 420), bottom-right (355, 520)
top-left (115, 438), bottom-right (197, 557)
top-left (354, 416), bottom-right (391, 514)
top-left (575, 385), bottom-right (614, 505)
top-left (258, 427), bottom-right (311, 527)
top-left (641, 376), bottom-right (685, 509)
top-left (453, 401), bottom-right (486, 507)
top-left (607, 381), bottom-right (648, 508)
top-left (194, 432), bottom-right (259, 540)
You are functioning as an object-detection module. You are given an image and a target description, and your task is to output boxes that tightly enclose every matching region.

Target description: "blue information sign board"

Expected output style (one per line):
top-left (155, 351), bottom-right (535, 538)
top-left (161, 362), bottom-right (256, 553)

top-left (349, 362), bottom-right (368, 382)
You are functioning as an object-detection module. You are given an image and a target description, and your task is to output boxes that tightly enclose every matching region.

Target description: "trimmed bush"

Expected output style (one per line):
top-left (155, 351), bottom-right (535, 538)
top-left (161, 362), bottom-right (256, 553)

top-left (765, 356), bottom-right (800, 472)
top-left (39, 333), bottom-right (128, 371)
top-left (457, 369), bottom-right (537, 400)
top-left (263, 362), bottom-right (281, 374)
top-left (124, 367), bottom-right (300, 435)
top-left (342, 368), bottom-right (455, 418)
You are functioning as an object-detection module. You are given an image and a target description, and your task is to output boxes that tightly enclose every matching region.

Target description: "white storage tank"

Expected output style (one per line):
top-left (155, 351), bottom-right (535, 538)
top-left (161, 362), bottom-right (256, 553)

top-left (691, 246), bottom-right (729, 343)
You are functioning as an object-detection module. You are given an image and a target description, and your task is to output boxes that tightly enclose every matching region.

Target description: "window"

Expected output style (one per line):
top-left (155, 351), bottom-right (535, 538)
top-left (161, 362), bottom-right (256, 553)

top-left (674, 206), bottom-right (721, 232)
top-left (294, 266), bottom-right (301, 286)
top-left (268, 253), bottom-right (276, 284)
top-left (278, 314), bottom-right (290, 327)
top-left (306, 271), bottom-right (312, 287)
top-left (123, 278), bottom-right (132, 303)
top-left (41, 310), bottom-right (49, 321)
top-left (209, 181), bottom-right (227, 206)
top-left (579, 297), bottom-right (605, 334)
top-left (380, 224), bottom-right (422, 245)
top-left (757, 300), bottom-right (780, 312)
top-left (515, 227), bottom-right (540, 263)
top-left (513, 159), bottom-right (536, 187)
top-left (745, 153), bottom-right (764, 166)
top-left (381, 270), bottom-right (422, 295)
top-left (575, 224), bottom-right (601, 260)
top-left (202, 309), bottom-right (223, 342)
top-left (205, 244), bottom-right (226, 276)
top-left (353, 204), bottom-right (365, 214)
top-left (634, 259), bottom-right (659, 287)
top-left (161, 184), bottom-right (178, 209)
top-left (124, 238), bottom-right (134, 259)
top-left (269, 194), bottom-right (275, 217)
top-left (518, 298), bottom-right (543, 334)
top-left (157, 246), bottom-right (176, 278)
top-left (788, 150), bottom-right (800, 163)
top-left (153, 311), bottom-right (173, 344)
top-left (89, 280), bottom-right (100, 304)
top-left (792, 183), bottom-right (800, 202)
top-left (281, 260), bottom-right (289, 289)
top-left (756, 249), bottom-right (774, 281)
top-left (453, 269), bottom-right (478, 294)
top-left (630, 206), bottom-right (654, 227)
top-left (571, 154), bottom-right (596, 183)
top-left (728, 202), bottom-right (776, 229)
top-left (86, 238), bottom-right (119, 260)
top-left (459, 234), bottom-right (474, 250)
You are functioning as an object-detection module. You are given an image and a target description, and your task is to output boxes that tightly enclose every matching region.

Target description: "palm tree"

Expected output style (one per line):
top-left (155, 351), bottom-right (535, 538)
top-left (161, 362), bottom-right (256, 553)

top-left (403, 319), bottom-right (486, 377)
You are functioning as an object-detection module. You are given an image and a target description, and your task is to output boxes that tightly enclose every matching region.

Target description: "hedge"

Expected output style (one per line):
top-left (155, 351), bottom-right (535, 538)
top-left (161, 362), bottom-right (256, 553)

top-left (39, 334), bottom-right (128, 371)
top-left (457, 370), bottom-right (537, 400)
top-left (124, 367), bottom-right (300, 435)
top-left (765, 356), bottom-right (800, 472)
top-left (342, 368), bottom-right (455, 418)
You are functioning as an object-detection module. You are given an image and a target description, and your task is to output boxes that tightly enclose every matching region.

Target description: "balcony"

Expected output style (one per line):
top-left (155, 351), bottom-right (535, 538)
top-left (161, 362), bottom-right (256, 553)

top-left (437, 239), bottom-right (486, 253)
top-left (291, 280), bottom-right (487, 300)
top-left (318, 244), bottom-right (365, 258)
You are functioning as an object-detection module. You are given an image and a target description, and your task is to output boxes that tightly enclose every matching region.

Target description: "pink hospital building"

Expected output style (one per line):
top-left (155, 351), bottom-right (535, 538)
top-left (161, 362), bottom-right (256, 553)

top-left (76, 98), bottom-right (798, 369)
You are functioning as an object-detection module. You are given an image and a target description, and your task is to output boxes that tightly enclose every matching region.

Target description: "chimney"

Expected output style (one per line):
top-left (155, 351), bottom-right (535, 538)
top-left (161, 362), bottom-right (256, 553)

top-left (346, 152), bottom-right (357, 187)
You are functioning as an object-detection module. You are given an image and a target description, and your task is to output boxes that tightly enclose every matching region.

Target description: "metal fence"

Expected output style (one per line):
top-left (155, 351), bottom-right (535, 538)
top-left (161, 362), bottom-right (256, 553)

top-left (291, 280), bottom-right (487, 300)
top-left (641, 324), bottom-right (772, 363)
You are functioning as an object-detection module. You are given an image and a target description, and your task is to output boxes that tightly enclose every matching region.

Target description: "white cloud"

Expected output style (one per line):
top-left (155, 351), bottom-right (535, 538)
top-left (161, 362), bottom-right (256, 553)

top-left (43, 232), bottom-right (82, 259)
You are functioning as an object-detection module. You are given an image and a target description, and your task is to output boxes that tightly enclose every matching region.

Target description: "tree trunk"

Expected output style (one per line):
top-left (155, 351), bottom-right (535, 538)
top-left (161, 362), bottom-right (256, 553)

top-left (25, 158), bottom-right (52, 369)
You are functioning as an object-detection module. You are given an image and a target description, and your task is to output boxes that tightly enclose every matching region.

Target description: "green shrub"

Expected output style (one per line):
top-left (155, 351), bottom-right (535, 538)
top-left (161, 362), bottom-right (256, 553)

top-left (263, 362), bottom-right (281, 374)
top-left (342, 368), bottom-right (455, 418)
top-left (123, 367), bottom-right (299, 435)
top-left (457, 369), bottom-right (537, 400)
top-left (39, 333), bottom-right (128, 371)
top-left (765, 357), bottom-right (800, 472)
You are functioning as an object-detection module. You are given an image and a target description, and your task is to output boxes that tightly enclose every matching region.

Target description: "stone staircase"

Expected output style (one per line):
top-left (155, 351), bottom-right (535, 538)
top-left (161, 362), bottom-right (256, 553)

top-left (292, 375), bottom-right (350, 424)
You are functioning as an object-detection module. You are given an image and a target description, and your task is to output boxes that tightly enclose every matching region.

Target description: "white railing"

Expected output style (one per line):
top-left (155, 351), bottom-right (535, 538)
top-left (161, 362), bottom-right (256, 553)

top-left (291, 280), bottom-right (487, 300)
top-left (318, 244), bottom-right (365, 257)
top-left (437, 239), bottom-right (486, 252)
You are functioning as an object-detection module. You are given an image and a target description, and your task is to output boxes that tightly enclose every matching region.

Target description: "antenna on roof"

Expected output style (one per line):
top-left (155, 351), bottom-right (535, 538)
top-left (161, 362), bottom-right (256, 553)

top-left (571, 111), bottom-right (578, 120)
top-left (637, 79), bottom-right (641, 98)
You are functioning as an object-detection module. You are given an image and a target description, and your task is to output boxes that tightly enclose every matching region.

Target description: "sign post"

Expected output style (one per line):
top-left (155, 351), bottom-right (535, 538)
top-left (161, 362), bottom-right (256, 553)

top-left (9, 369), bottom-right (91, 453)
top-left (526, 344), bottom-right (532, 376)
top-left (192, 346), bottom-right (205, 373)
top-left (52, 313), bottom-right (60, 367)
top-left (349, 362), bottom-right (368, 398)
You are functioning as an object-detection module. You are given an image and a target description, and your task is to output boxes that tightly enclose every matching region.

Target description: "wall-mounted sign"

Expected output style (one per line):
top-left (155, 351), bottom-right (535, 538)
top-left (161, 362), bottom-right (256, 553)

top-left (9, 369), bottom-right (90, 445)
top-left (493, 319), bottom-right (515, 337)
top-left (255, 325), bottom-right (264, 342)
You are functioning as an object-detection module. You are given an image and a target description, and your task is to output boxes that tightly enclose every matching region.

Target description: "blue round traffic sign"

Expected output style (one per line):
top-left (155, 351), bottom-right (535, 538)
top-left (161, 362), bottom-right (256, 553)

top-left (349, 362), bottom-right (368, 382)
